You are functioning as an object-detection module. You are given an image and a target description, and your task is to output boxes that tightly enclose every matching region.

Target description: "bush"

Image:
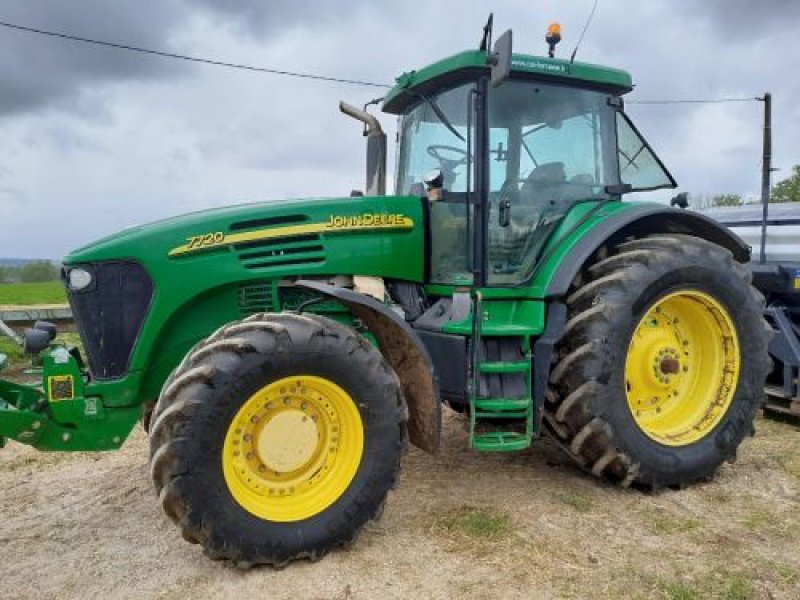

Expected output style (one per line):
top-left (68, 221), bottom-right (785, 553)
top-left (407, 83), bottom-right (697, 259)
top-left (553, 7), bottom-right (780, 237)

top-left (712, 193), bottom-right (743, 207)
top-left (772, 165), bottom-right (800, 203)
top-left (18, 261), bottom-right (59, 283)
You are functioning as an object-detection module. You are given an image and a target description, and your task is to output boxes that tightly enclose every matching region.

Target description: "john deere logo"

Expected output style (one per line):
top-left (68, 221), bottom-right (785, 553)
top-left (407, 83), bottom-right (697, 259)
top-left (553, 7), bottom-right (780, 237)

top-left (327, 213), bottom-right (408, 228)
top-left (169, 213), bottom-right (414, 257)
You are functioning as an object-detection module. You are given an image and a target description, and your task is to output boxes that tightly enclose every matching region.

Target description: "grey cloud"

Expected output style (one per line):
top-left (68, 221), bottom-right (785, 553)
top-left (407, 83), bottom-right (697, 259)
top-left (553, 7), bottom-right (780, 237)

top-left (0, 0), bottom-right (379, 119)
top-left (191, 0), bottom-right (369, 37)
top-left (698, 0), bottom-right (800, 37)
top-left (0, 0), bottom-right (189, 116)
top-left (589, 0), bottom-right (798, 199)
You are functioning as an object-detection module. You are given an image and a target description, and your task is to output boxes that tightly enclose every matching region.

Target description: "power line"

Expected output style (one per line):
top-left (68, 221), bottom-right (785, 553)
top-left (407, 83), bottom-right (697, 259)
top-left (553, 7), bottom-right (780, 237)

top-left (0, 19), bottom-right (769, 105)
top-left (0, 19), bottom-right (390, 88)
top-left (628, 97), bottom-right (762, 105)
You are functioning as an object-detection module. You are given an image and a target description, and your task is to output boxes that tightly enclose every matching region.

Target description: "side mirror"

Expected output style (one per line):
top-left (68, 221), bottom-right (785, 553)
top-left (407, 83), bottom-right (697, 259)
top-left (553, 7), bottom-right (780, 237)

top-left (670, 192), bottom-right (689, 209)
top-left (489, 29), bottom-right (512, 87)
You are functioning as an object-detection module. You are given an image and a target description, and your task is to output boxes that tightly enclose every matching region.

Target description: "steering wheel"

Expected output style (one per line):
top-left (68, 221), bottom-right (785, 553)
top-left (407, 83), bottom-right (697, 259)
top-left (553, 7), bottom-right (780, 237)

top-left (426, 145), bottom-right (469, 167)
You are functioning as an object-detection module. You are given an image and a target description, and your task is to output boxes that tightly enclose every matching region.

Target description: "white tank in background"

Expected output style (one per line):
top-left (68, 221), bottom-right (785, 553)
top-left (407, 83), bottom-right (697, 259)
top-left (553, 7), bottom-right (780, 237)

top-left (698, 202), bottom-right (800, 420)
top-left (698, 203), bottom-right (800, 263)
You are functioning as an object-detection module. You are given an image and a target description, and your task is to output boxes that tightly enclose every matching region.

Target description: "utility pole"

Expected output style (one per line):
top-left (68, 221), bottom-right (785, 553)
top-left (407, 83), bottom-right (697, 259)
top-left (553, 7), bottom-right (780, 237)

top-left (759, 92), bottom-right (772, 264)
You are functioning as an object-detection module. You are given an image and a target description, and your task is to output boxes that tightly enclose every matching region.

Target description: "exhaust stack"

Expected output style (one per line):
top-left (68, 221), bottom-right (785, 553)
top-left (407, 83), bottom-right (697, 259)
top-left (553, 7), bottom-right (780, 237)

top-left (339, 101), bottom-right (386, 196)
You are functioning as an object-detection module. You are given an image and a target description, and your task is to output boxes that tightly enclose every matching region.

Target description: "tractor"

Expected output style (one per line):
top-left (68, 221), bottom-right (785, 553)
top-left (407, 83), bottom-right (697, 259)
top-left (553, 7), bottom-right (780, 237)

top-left (0, 24), bottom-right (770, 567)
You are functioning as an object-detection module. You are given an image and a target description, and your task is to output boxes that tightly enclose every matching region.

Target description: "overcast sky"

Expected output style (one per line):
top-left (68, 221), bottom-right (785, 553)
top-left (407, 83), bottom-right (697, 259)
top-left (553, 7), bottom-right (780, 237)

top-left (0, 1), bottom-right (798, 258)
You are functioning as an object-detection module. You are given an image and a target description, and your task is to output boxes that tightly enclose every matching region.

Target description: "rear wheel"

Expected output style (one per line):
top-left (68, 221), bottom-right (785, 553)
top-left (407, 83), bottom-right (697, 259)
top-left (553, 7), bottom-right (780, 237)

top-left (148, 312), bottom-right (406, 566)
top-left (544, 234), bottom-right (770, 488)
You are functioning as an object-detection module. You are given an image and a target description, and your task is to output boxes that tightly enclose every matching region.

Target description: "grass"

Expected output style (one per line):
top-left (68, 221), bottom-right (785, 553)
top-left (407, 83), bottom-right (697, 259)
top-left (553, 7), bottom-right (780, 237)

top-left (772, 562), bottom-right (799, 585)
top-left (704, 488), bottom-right (732, 504)
top-left (0, 337), bottom-right (24, 362)
top-left (741, 510), bottom-right (778, 532)
top-left (778, 454), bottom-right (800, 480)
top-left (651, 512), bottom-right (704, 535)
top-left (0, 332), bottom-right (82, 370)
top-left (434, 506), bottom-right (511, 540)
top-left (0, 281), bottom-right (66, 305)
top-left (658, 572), bottom-right (756, 600)
top-left (555, 489), bottom-right (592, 512)
top-left (660, 579), bottom-right (699, 600)
top-left (723, 574), bottom-right (756, 600)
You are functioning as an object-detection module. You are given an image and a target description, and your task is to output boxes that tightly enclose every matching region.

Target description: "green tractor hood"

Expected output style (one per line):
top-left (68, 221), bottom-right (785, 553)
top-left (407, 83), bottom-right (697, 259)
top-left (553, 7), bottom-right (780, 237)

top-left (60, 193), bottom-right (425, 408)
top-left (65, 194), bottom-right (424, 280)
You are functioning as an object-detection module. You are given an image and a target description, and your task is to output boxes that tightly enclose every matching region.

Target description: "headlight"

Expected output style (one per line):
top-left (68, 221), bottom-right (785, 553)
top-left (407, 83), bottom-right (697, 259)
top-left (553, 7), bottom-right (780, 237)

top-left (67, 267), bottom-right (93, 291)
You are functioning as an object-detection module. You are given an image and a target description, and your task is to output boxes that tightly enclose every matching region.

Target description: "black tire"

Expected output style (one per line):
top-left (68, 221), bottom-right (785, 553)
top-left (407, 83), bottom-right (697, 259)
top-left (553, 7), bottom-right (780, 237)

top-left (544, 234), bottom-right (770, 489)
top-left (139, 401), bottom-right (155, 433)
top-left (148, 312), bottom-right (406, 567)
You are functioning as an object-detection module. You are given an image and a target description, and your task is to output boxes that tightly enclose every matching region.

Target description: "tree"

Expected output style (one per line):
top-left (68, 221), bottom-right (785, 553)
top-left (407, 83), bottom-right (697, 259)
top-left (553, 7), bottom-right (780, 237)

top-left (0, 266), bottom-right (11, 283)
top-left (18, 261), bottom-right (59, 283)
top-left (689, 194), bottom-right (712, 210)
top-left (772, 165), bottom-right (800, 203)
top-left (712, 193), bottom-right (743, 207)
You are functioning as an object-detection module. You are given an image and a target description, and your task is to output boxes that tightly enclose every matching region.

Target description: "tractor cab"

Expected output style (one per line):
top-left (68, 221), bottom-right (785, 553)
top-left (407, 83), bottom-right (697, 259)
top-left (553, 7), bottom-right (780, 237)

top-left (382, 38), bottom-right (676, 287)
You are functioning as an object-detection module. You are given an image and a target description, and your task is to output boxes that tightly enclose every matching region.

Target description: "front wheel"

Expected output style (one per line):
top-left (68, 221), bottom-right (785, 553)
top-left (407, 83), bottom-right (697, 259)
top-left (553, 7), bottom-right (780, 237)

top-left (148, 312), bottom-right (406, 567)
top-left (544, 234), bottom-right (770, 488)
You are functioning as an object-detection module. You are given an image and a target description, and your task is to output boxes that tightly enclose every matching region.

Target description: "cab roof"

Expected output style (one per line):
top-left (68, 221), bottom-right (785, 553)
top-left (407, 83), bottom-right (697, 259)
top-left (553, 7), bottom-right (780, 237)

top-left (382, 50), bottom-right (633, 115)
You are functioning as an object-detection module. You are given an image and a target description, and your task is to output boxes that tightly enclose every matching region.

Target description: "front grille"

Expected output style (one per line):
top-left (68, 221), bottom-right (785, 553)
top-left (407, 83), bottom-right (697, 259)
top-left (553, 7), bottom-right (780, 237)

top-left (238, 282), bottom-right (277, 316)
top-left (277, 286), bottom-right (343, 312)
top-left (67, 261), bottom-right (153, 379)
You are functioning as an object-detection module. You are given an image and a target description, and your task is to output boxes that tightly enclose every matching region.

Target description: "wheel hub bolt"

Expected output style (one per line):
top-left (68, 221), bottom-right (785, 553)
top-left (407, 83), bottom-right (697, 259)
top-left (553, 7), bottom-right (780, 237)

top-left (660, 358), bottom-right (680, 374)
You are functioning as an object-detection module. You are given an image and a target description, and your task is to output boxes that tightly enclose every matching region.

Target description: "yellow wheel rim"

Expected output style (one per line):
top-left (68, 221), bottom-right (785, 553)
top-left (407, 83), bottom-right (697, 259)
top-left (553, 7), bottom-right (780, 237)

top-left (222, 375), bottom-right (364, 522)
top-left (624, 290), bottom-right (740, 446)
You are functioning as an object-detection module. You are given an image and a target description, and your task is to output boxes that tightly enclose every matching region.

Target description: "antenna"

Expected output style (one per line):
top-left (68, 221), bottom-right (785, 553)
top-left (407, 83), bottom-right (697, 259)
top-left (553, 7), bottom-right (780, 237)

top-left (570, 0), bottom-right (600, 63)
top-left (479, 13), bottom-right (494, 52)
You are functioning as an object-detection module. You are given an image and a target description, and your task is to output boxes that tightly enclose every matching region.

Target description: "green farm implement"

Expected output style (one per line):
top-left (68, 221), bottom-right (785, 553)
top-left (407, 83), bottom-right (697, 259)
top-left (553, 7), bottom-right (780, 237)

top-left (0, 21), bottom-right (769, 566)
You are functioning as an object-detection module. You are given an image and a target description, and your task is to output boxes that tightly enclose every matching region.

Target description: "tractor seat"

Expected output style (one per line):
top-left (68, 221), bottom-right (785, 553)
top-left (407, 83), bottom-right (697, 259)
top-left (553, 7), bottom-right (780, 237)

top-left (525, 161), bottom-right (567, 184)
top-left (570, 173), bottom-right (594, 185)
top-left (519, 162), bottom-right (567, 207)
top-left (560, 173), bottom-right (597, 203)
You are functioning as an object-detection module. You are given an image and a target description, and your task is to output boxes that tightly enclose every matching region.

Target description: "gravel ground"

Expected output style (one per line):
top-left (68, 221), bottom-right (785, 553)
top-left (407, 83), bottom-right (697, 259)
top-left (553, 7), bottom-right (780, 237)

top-left (1, 411), bottom-right (799, 600)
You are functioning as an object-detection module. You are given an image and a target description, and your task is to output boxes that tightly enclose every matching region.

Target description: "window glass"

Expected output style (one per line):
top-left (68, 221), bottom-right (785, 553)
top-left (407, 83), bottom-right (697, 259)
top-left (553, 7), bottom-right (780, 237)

top-left (486, 81), bottom-right (618, 285)
top-left (397, 86), bottom-right (474, 195)
top-left (397, 84), bottom-right (476, 285)
top-left (617, 113), bottom-right (676, 191)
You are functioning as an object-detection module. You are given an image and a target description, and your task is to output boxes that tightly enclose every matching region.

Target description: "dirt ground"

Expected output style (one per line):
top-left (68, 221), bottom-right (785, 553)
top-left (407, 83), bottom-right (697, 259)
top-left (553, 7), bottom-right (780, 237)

top-left (2, 410), bottom-right (799, 600)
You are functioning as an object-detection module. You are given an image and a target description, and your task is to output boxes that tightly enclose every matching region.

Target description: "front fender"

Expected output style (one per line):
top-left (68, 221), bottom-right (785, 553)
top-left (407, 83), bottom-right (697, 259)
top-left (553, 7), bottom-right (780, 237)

top-left (296, 280), bottom-right (441, 453)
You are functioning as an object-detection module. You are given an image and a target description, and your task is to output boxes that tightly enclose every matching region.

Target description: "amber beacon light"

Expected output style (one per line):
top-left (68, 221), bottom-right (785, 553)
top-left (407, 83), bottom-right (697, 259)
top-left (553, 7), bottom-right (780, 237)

top-left (546, 22), bottom-right (562, 57)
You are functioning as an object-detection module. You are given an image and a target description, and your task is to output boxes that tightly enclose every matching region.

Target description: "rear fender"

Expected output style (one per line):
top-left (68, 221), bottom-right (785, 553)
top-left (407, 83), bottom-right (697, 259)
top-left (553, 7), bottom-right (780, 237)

top-left (296, 280), bottom-right (441, 453)
top-left (545, 205), bottom-right (751, 298)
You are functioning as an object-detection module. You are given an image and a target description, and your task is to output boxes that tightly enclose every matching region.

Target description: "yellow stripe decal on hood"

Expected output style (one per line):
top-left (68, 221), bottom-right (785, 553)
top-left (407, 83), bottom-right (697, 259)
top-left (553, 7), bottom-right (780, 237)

top-left (169, 213), bottom-right (414, 257)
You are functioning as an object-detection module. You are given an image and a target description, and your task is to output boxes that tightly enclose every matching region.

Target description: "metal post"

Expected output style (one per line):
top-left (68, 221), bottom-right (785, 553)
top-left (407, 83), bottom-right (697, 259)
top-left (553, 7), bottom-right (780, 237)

top-left (759, 92), bottom-right (772, 264)
top-left (0, 318), bottom-right (22, 346)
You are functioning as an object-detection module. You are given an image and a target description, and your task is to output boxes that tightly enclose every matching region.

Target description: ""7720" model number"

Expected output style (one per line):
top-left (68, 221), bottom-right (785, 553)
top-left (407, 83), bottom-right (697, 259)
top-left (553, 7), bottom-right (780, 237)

top-left (186, 231), bottom-right (225, 249)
